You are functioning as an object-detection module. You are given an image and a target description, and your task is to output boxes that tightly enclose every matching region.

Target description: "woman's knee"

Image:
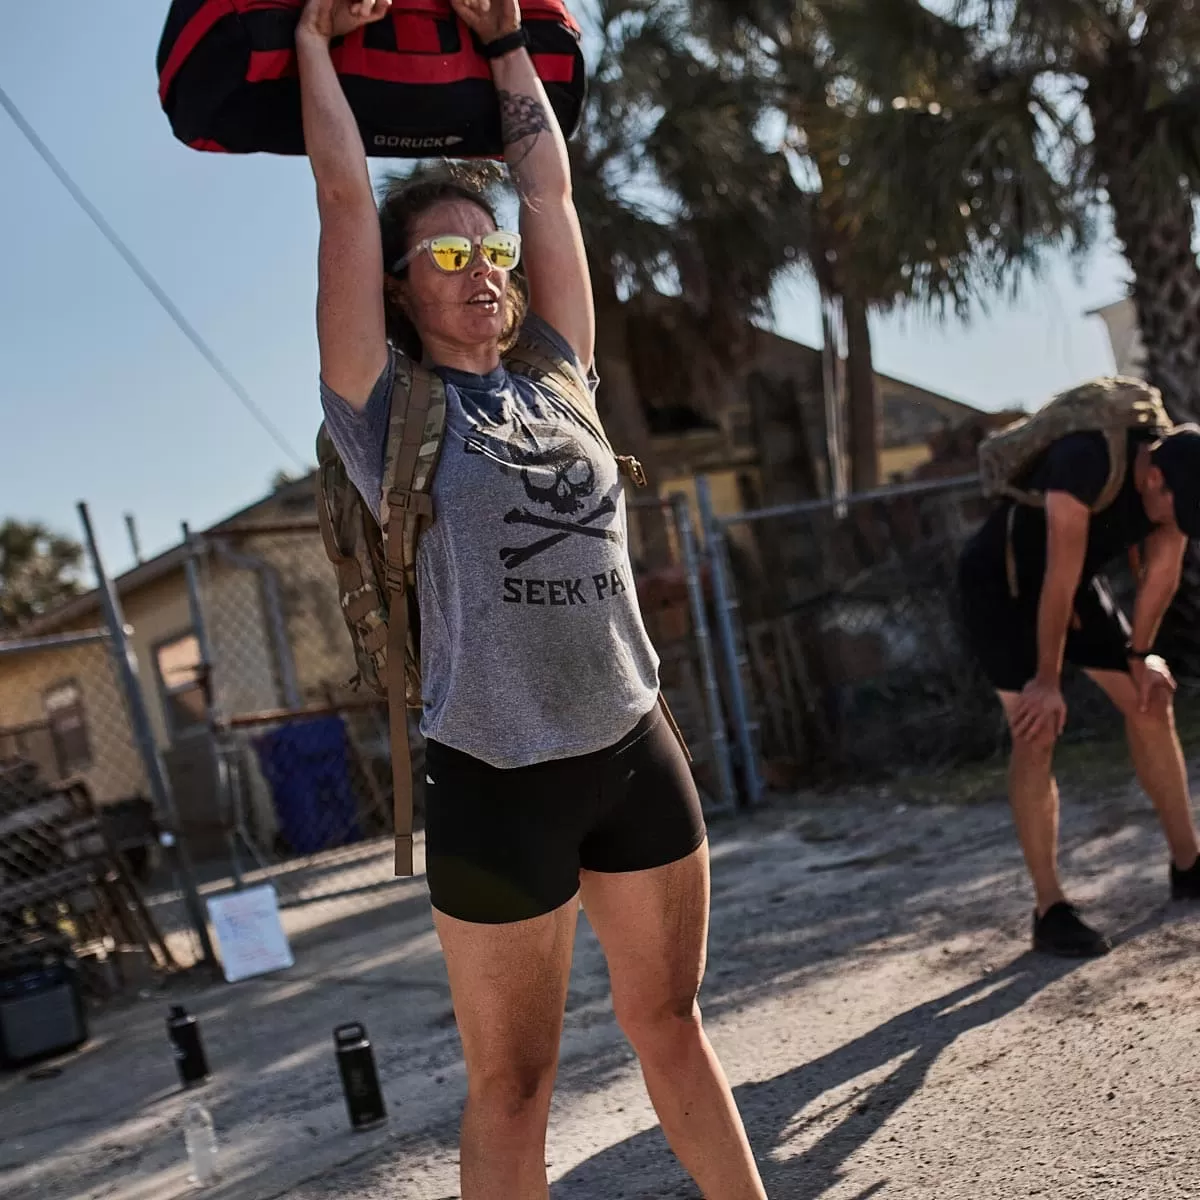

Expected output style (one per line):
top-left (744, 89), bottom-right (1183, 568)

top-left (468, 1057), bottom-right (558, 1124)
top-left (615, 992), bottom-right (705, 1064)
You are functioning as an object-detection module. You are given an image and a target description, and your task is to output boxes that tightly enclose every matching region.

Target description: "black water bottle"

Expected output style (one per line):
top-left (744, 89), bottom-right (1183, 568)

top-left (167, 1004), bottom-right (210, 1087)
top-left (334, 1023), bottom-right (387, 1131)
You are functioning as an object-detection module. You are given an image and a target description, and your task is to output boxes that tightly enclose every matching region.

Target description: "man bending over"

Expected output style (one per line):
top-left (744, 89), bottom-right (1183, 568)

top-left (959, 383), bottom-right (1200, 956)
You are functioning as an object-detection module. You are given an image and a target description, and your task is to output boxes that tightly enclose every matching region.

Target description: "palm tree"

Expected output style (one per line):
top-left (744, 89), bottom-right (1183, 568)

top-left (707, 0), bottom-right (1089, 488)
top-left (568, 0), bottom-right (814, 488)
top-left (392, 1), bottom-right (812, 506)
top-left (0, 519), bottom-right (84, 631)
top-left (782, 0), bottom-right (1200, 672)
top-left (962, 0), bottom-right (1200, 420)
top-left (811, 0), bottom-right (1200, 422)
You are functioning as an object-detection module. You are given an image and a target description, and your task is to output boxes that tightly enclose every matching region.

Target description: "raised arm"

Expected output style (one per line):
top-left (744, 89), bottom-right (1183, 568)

top-left (298, 0), bottom-right (393, 409)
top-left (452, 0), bottom-right (595, 369)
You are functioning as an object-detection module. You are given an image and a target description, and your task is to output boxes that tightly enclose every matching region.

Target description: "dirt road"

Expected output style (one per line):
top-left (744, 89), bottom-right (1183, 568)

top-left (5, 776), bottom-right (1199, 1199)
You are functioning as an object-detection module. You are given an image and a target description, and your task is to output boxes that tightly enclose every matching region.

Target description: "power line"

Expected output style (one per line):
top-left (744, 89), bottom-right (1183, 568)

top-left (0, 82), bottom-right (306, 471)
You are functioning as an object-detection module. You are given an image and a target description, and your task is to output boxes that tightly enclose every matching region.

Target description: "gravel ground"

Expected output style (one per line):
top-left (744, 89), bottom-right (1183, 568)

top-left (4, 774), bottom-right (1199, 1199)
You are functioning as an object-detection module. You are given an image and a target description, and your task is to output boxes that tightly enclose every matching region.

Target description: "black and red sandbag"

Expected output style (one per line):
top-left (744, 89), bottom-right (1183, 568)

top-left (157, 0), bottom-right (586, 157)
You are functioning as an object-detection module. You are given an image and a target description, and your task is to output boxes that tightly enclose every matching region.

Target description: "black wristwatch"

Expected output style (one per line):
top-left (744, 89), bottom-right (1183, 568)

top-left (1126, 646), bottom-right (1154, 660)
top-left (480, 27), bottom-right (528, 59)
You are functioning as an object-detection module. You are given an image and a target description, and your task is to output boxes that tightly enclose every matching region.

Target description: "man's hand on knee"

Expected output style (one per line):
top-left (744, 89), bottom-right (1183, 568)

top-left (1012, 679), bottom-right (1068, 745)
top-left (1131, 654), bottom-right (1176, 715)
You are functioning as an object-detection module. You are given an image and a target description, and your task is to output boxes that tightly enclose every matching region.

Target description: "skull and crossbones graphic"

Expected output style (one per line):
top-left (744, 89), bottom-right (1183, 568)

top-left (464, 417), bottom-right (621, 567)
top-left (516, 433), bottom-right (596, 515)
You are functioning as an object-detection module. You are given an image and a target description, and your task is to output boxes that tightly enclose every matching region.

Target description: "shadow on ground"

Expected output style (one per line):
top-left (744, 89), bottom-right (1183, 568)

top-left (5, 788), bottom-right (1182, 1200)
top-left (553, 952), bottom-right (1089, 1198)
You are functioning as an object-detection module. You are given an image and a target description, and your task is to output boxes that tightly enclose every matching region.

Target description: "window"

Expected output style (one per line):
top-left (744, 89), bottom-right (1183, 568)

top-left (43, 680), bottom-right (92, 775)
top-left (154, 632), bottom-right (208, 737)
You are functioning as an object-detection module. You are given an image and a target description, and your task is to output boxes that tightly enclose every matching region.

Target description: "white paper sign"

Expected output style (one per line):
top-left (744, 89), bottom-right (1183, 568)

top-left (206, 884), bottom-right (294, 983)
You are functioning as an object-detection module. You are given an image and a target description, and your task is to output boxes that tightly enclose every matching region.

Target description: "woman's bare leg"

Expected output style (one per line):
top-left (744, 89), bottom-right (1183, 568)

top-left (580, 843), bottom-right (767, 1199)
top-left (434, 898), bottom-right (578, 1200)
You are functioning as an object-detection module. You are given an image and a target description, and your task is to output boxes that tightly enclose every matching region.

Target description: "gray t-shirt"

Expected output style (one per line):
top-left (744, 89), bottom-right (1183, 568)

top-left (320, 319), bottom-right (660, 768)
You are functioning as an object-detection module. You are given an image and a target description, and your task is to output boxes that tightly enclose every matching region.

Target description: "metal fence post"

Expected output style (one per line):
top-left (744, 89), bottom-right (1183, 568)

top-left (671, 493), bottom-right (737, 815)
top-left (695, 479), bottom-right (763, 808)
top-left (182, 524), bottom-right (246, 889)
top-left (78, 503), bottom-right (216, 968)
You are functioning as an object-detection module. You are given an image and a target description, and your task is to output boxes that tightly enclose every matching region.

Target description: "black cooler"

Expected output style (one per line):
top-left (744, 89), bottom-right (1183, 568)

top-left (0, 956), bottom-right (88, 1068)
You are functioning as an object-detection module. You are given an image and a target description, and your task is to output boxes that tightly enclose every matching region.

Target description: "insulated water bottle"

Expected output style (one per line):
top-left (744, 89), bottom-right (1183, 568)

top-left (167, 1004), bottom-right (210, 1087)
top-left (334, 1022), bottom-right (387, 1131)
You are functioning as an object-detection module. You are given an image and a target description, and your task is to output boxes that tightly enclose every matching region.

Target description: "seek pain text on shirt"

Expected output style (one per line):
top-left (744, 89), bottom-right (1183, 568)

top-left (502, 567), bottom-right (631, 606)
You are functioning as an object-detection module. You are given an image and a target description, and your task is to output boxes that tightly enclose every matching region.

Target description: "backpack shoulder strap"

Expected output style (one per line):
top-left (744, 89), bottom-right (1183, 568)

top-left (503, 323), bottom-right (647, 487)
top-left (379, 352), bottom-right (447, 877)
top-left (504, 321), bottom-right (607, 436)
top-left (1091, 378), bottom-right (1170, 513)
top-left (1001, 427), bottom-right (1131, 600)
top-left (1093, 428), bottom-right (1130, 514)
top-left (315, 422), bottom-right (391, 678)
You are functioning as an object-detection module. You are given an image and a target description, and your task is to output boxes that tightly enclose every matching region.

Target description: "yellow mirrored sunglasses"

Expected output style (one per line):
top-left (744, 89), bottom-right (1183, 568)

top-left (392, 231), bottom-right (522, 275)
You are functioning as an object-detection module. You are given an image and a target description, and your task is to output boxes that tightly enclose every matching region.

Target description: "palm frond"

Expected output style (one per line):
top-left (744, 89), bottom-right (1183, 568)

top-left (569, 0), bottom-right (808, 325)
top-left (1143, 82), bottom-right (1200, 186)
top-left (700, 0), bottom-right (792, 44)
top-left (956, 0), bottom-right (1128, 40)
top-left (812, 87), bottom-right (1088, 315)
top-left (1143, 0), bottom-right (1200, 71)
top-left (811, 0), bottom-right (980, 100)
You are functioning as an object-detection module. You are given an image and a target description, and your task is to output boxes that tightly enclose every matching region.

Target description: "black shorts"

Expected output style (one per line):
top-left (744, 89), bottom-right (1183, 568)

top-left (959, 568), bottom-right (1131, 693)
top-left (424, 702), bottom-right (707, 925)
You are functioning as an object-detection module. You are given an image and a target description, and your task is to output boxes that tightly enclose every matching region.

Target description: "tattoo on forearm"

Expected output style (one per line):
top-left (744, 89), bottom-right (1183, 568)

top-left (497, 89), bottom-right (551, 167)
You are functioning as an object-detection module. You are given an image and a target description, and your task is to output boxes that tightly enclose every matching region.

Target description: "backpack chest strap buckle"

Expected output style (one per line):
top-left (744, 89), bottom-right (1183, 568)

top-left (387, 488), bottom-right (434, 519)
top-left (616, 455), bottom-right (647, 488)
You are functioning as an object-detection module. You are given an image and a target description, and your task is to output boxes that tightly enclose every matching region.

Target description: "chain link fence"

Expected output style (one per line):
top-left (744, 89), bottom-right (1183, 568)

top-left (182, 523), bottom-right (401, 911)
top-left (625, 494), bottom-right (737, 813)
top-left (11, 471), bottom-right (1192, 981)
top-left (0, 631), bottom-right (182, 986)
top-left (724, 479), bottom-right (999, 787)
top-left (214, 697), bottom-right (402, 907)
top-left (180, 495), bottom-right (737, 913)
top-left (0, 633), bottom-right (151, 815)
top-left (700, 475), bottom-right (1200, 799)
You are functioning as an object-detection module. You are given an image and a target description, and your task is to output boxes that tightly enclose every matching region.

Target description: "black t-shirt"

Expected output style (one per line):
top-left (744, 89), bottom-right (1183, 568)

top-left (962, 430), bottom-right (1157, 597)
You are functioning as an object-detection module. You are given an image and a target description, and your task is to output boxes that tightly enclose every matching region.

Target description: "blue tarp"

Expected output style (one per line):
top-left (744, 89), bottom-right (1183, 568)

top-left (253, 717), bottom-right (361, 855)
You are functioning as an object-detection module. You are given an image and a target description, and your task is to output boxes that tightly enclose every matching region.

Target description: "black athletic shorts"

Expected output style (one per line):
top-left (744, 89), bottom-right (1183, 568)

top-left (424, 701), bottom-right (707, 924)
top-left (958, 567), bottom-right (1132, 693)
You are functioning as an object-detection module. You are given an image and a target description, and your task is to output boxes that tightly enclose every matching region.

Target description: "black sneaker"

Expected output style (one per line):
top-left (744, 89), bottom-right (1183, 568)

top-left (1170, 856), bottom-right (1200, 900)
top-left (1032, 902), bottom-right (1112, 958)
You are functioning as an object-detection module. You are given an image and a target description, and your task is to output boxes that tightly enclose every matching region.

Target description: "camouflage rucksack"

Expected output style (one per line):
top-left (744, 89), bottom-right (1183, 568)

top-left (978, 375), bottom-right (1173, 597)
top-left (315, 324), bottom-right (646, 876)
top-left (980, 376), bottom-right (1172, 509)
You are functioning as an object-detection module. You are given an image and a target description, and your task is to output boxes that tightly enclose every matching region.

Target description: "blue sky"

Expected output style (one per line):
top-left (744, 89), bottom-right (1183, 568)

top-left (0, 8), bottom-right (1129, 580)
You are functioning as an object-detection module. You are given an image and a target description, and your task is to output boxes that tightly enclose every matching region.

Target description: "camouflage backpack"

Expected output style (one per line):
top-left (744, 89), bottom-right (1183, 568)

top-left (315, 324), bottom-right (647, 876)
top-left (978, 375), bottom-right (1173, 596)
